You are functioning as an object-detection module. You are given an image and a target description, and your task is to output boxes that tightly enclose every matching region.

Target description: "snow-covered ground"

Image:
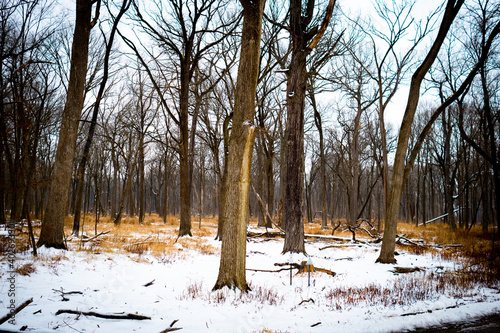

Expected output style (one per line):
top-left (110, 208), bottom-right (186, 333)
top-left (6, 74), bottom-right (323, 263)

top-left (1, 227), bottom-right (499, 333)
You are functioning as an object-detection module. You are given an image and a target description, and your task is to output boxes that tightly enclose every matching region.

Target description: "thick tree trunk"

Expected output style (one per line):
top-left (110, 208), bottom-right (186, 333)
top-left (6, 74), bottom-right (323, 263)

top-left (282, 1), bottom-right (309, 252)
top-left (214, 0), bottom-right (265, 292)
top-left (283, 0), bottom-right (336, 253)
top-left (38, 0), bottom-right (96, 249)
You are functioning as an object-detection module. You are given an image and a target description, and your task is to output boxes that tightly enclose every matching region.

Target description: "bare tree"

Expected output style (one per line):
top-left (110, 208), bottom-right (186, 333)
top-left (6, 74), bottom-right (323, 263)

top-left (213, 0), bottom-right (266, 292)
top-left (38, 0), bottom-right (101, 249)
top-left (132, 0), bottom-right (237, 238)
top-left (282, 0), bottom-right (337, 254)
top-left (377, 0), bottom-right (500, 263)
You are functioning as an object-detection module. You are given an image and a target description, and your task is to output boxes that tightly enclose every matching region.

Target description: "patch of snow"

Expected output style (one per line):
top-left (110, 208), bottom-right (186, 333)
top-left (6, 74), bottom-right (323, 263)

top-left (0, 236), bottom-right (498, 332)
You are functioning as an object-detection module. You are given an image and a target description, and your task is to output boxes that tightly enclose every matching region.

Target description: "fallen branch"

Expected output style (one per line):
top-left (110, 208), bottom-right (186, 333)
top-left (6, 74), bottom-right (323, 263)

top-left (126, 236), bottom-right (153, 247)
top-left (247, 267), bottom-right (292, 273)
top-left (433, 244), bottom-right (463, 248)
top-left (0, 298), bottom-right (33, 325)
top-left (55, 309), bottom-right (150, 320)
top-left (81, 230), bottom-right (111, 243)
top-left (401, 304), bottom-right (459, 316)
top-left (143, 279), bottom-right (155, 287)
top-left (396, 234), bottom-right (425, 247)
top-left (391, 267), bottom-right (423, 274)
top-left (311, 322), bottom-right (322, 327)
top-left (52, 288), bottom-right (83, 301)
top-left (160, 319), bottom-right (182, 332)
top-left (247, 230), bottom-right (353, 242)
top-left (319, 244), bottom-right (362, 251)
top-left (298, 298), bottom-right (315, 306)
top-left (251, 184), bottom-right (284, 232)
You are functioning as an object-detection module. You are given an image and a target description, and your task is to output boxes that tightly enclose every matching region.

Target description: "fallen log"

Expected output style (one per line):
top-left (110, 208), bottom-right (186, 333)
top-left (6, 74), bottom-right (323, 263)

top-left (391, 267), bottom-right (423, 274)
top-left (247, 230), bottom-right (354, 242)
top-left (0, 298), bottom-right (33, 325)
top-left (55, 309), bottom-right (150, 320)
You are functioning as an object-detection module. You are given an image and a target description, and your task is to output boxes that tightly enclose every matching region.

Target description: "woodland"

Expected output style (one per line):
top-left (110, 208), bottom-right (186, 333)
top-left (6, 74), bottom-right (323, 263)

top-left (0, 0), bottom-right (500, 330)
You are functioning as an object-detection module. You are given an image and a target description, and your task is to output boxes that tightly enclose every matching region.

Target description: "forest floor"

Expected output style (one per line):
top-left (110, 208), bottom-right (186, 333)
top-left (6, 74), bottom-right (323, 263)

top-left (0, 214), bottom-right (499, 332)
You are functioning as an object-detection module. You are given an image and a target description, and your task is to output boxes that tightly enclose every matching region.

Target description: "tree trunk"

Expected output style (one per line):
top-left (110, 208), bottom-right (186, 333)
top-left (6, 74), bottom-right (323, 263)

top-left (213, 0), bottom-right (265, 292)
top-left (311, 90), bottom-right (328, 228)
top-left (178, 63), bottom-right (192, 237)
top-left (376, 0), bottom-right (464, 264)
top-left (283, 0), bottom-right (336, 254)
top-left (38, 0), bottom-right (96, 249)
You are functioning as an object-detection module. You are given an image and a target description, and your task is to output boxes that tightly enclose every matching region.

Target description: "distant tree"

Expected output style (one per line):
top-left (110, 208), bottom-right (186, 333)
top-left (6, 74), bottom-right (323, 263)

top-left (132, 0), bottom-right (237, 238)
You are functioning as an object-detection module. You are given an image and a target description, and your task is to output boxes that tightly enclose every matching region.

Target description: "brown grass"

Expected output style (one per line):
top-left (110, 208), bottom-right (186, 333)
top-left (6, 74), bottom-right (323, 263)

top-left (16, 262), bottom-right (36, 276)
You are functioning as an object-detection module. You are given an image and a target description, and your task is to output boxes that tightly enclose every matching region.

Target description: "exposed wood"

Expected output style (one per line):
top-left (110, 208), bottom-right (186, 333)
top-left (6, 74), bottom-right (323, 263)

top-left (0, 298), bottom-right (33, 325)
top-left (55, 309), bottom-right (151, 320)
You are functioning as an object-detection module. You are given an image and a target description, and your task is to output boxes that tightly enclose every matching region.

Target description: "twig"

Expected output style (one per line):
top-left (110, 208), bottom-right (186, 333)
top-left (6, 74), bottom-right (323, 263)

top-left (55, 309), bottom-right (151, 320)
top-left (0, 298), bottom-right (33, 325)
top-left (311, 322), bottom-right (322, 327)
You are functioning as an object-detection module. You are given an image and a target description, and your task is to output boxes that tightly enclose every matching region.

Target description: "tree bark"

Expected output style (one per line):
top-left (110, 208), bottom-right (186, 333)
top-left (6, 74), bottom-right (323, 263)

top-left (213, 0), bottom-right (265, 292)
top-left (283, 0), bottom-right (336, 254)
top-left (38, 0), bottom-right (98, 249)
top-left (377, 0), bottom-right (464, 263)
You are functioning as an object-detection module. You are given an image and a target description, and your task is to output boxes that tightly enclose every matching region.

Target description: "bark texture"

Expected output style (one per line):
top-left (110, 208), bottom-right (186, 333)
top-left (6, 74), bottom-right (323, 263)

top-left (213, 0), bottom-right (265, 292)
top-left (377, 0), bottom-right (464, 263)
top-left (38, 0), bottom-right (96, 249)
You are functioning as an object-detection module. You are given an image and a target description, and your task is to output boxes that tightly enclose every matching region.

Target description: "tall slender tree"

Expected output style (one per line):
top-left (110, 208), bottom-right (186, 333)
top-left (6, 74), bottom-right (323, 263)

top-left (38, 0), bottom-right (100, 249)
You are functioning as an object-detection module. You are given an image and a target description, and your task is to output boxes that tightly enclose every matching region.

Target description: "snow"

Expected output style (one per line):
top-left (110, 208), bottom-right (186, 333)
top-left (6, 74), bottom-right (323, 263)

top-left (1, 229), bottom-right (499, 332)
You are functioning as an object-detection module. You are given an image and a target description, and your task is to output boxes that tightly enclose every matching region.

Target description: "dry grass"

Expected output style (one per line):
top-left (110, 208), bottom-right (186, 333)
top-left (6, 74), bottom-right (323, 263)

top-left (180, 281), bottom-right (284, 307)
top-left (16, 262), bottom-right (36, 276)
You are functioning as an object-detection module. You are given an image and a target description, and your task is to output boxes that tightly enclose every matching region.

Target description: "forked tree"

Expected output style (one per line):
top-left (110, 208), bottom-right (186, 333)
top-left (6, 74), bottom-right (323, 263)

top-left (377, 0), bottom-right (500, 263)
top-left (283, 0), bottom-right (336, 254)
